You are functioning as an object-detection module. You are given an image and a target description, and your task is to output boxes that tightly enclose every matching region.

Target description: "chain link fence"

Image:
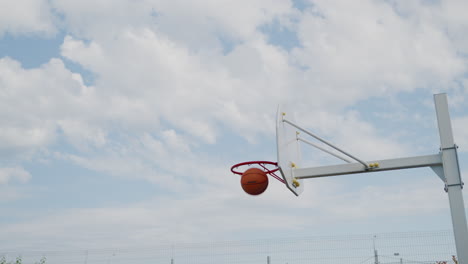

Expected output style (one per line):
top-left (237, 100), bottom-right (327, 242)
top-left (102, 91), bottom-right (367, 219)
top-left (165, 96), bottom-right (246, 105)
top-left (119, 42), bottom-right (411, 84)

top-left (1, 230), bottom-right (457, 264)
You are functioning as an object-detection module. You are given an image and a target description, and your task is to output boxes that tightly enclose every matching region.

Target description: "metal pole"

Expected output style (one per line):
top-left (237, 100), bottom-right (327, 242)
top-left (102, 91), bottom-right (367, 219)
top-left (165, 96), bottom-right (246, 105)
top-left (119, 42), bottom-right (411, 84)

top-left (171, 244), bottom-right (175, 264)
top-left (267, 256), bottom-right (270, 264)
top-left (434, 93), bottom-right (468, 264)
top-left (373, 236), bottom-right (379, 264)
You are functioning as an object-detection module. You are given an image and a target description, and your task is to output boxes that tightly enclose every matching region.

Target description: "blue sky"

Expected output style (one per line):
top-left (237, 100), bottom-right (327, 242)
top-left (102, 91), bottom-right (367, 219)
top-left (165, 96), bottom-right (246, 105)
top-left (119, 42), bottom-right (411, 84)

top-left (1, 0), bottom-right (468, 262)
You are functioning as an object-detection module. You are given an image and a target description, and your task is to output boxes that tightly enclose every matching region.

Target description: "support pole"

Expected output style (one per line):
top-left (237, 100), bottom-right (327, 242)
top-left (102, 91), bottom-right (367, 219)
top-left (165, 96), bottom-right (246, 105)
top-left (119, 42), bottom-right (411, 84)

top-left (373, 236), bottom-right (379, 264)
top-left (434, 93), bottom-right (468, 264)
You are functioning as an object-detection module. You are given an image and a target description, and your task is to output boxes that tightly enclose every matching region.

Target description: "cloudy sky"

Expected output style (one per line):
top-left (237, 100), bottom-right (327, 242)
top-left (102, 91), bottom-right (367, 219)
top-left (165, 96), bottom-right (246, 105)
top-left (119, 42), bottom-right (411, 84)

top-left (1, 0), bottom-right (468, 257)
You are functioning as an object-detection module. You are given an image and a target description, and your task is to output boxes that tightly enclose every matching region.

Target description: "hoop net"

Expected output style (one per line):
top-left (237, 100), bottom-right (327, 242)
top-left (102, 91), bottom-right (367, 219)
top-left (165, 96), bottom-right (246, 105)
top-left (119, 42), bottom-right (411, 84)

top-left (230, 161), bottom-right (285, 184)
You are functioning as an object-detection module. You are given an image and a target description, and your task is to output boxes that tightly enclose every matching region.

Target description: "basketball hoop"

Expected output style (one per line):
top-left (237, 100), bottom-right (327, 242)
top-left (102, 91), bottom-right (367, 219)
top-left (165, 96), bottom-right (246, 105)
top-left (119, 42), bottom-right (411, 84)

top-left (230, 161), bottom-right (285, 184)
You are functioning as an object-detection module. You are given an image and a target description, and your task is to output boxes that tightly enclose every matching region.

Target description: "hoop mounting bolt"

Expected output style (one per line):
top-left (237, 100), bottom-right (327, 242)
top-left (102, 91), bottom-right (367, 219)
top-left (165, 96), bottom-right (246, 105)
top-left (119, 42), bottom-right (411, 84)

top-left (292, 178), bottom-right (300, 187)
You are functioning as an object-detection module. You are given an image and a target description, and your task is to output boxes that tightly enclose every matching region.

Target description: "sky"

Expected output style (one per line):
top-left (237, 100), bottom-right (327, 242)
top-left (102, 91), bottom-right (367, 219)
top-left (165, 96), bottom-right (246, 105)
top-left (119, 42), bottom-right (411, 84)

top-left (1, 0), bottom-right (468, 260)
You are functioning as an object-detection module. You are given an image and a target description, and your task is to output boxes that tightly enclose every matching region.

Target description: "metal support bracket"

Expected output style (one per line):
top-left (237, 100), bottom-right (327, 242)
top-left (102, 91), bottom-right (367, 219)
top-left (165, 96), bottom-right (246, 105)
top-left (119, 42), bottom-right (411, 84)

top-left (430, 165), bottom-right (445, 182)
top-left (282, 118), bottom-right (369, 169)
top-left (440, 144), bottom-right (464, 191)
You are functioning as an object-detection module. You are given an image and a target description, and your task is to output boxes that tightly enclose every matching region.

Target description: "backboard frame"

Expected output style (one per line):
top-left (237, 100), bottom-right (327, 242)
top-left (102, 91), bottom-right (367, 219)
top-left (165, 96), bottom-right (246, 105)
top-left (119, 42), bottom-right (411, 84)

top-left (276, 105), bottom-right (304, 196)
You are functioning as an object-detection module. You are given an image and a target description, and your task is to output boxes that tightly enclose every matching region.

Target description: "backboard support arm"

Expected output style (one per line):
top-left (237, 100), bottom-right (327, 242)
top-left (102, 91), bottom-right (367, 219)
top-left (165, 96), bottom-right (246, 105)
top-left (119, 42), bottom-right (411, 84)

top-left (297, 137), bottom-right (353, 163)
top-left (282, 118), bottom-right (369, 168)
top-left (294, 154), bottom-right (443, 179)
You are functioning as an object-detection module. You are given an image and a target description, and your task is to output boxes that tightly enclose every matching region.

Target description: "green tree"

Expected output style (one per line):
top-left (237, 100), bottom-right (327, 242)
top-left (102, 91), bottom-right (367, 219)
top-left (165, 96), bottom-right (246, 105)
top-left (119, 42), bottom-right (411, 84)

top-left (35, 256), bottom-right (47, 264)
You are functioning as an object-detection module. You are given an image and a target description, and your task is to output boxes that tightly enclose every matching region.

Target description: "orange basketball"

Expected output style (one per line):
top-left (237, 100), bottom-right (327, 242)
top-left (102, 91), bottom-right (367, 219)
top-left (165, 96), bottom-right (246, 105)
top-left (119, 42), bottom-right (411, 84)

top-left (241, 168), bottom-right (269, 195)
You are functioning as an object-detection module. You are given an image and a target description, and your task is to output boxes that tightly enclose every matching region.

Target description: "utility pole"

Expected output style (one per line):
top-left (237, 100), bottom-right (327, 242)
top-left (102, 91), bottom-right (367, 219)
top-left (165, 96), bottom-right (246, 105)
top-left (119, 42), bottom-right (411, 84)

top-left (171, 244), bottom-right (175, 264)
top-left (394, 253), bottom-right (402, 264)
top-left (373, 236), bottom-right (379, 264)
top-left (267, 256), bottom-right (270, 264)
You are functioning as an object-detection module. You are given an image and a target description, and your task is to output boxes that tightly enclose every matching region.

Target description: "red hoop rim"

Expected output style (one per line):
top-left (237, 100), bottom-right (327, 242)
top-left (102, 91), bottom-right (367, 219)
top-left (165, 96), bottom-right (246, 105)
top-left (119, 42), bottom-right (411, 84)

top-left (230, 161), bottom-right (285, 184)
top-left (230, 160), bottom-right (278, 175)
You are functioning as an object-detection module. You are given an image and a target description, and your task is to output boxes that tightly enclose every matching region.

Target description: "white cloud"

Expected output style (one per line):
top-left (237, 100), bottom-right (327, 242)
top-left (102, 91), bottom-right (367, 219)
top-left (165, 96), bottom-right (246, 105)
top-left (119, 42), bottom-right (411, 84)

top-left (453, 116), bottom-right (468, 152)
top-left (59, 31), bottom-right (288, 144)
top-left (0, 167), bottom-right (31, 184)
top-left (52, 0), bottom-right (468, 149)
top-left (0, 0), bottom-right (56, 36)
top-left (0, 57), bottom-right (101, 157)
top-left (57, 120), bottom-right (107, 151)
top-left (49, 0), bottom-right (154, 39)
top-left (428, 0), bottom-right (468, 55)
top-left (291, 0), bottom-right (466, 106)
top-left (51, 0), bottom-right (295, 46)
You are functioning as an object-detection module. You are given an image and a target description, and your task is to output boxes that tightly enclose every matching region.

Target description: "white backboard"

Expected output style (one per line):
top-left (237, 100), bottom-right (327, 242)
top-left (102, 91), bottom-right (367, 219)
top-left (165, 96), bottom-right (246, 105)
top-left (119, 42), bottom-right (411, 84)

top-left (276, 105), bottom-right (304, 196)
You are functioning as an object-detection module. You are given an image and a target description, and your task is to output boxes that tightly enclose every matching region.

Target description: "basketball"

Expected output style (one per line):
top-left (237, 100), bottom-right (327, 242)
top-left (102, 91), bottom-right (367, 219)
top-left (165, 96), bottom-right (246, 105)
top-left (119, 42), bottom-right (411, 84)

top-left (241, 168), bottom-right (269, 195)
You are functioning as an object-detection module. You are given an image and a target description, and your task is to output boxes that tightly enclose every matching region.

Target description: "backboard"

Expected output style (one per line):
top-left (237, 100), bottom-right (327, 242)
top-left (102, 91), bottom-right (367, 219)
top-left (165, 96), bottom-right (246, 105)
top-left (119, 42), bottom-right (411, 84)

top-left (276, 105), bottom-right (304, 196)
